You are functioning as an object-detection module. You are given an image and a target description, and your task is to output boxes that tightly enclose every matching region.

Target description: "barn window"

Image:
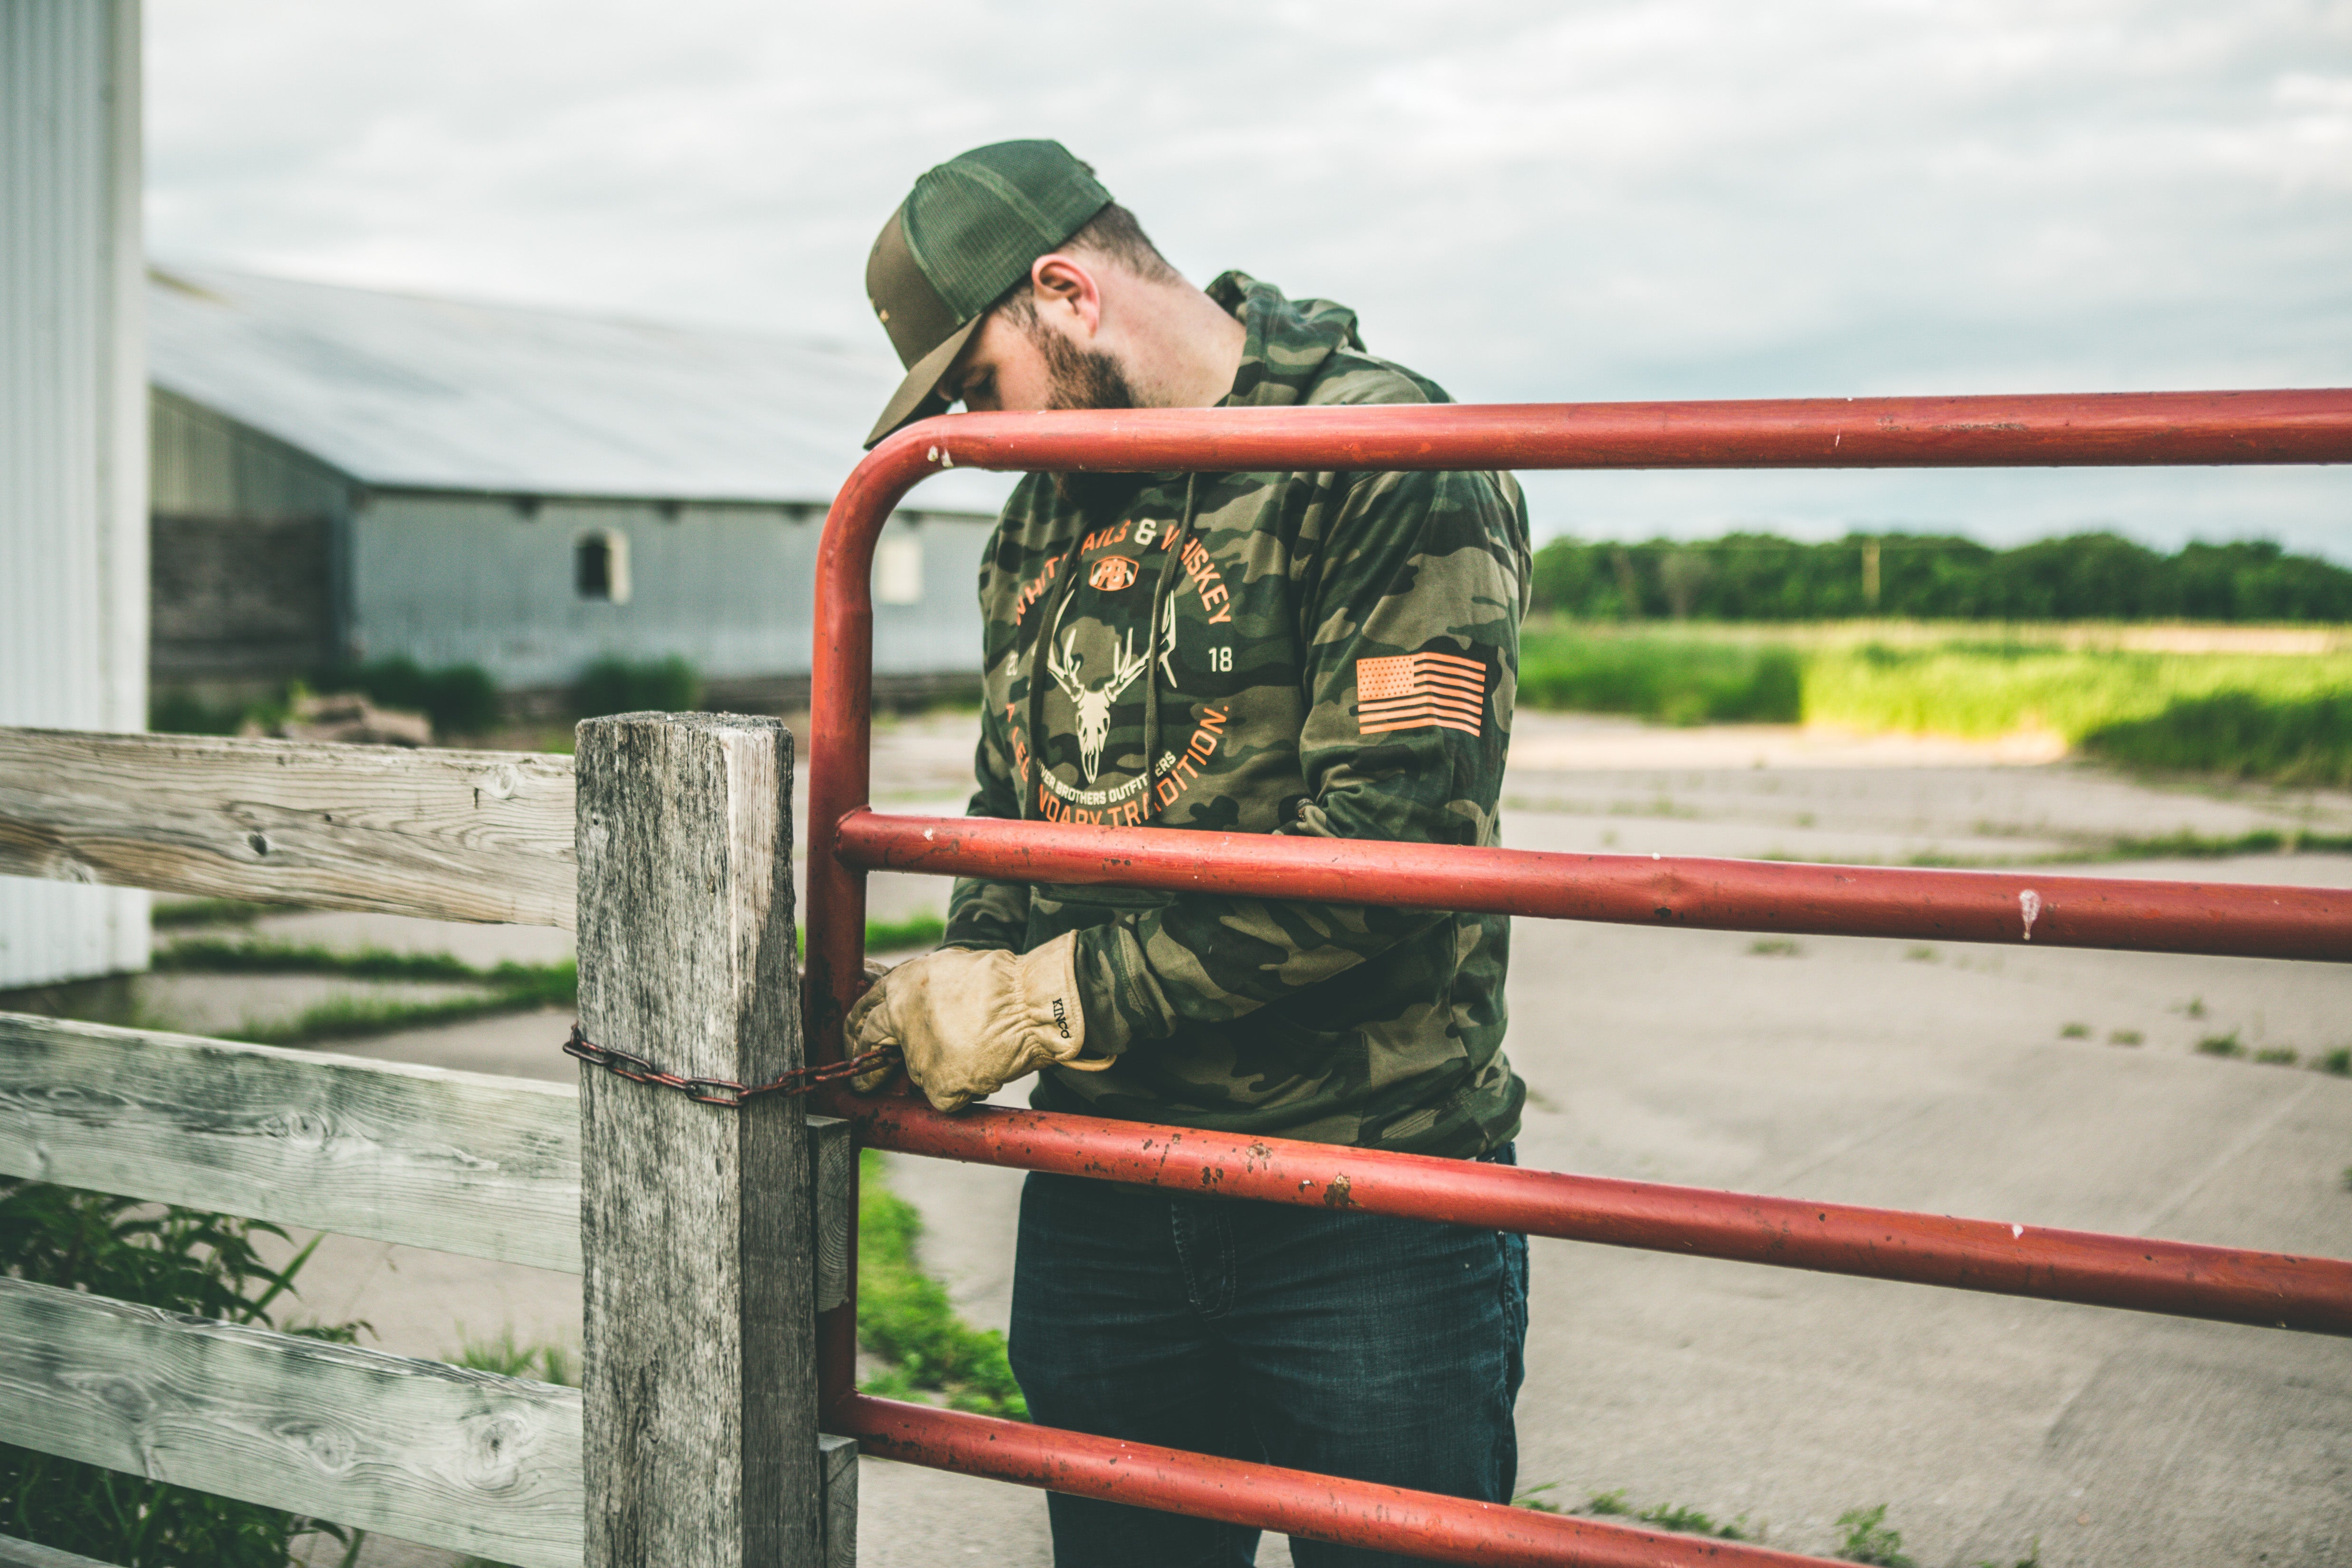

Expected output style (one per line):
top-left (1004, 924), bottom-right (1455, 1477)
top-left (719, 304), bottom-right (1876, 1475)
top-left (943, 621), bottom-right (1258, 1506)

top-left (875, 535), bottom-right (923, 605)
top-left (575, 528), bottom-right (631, 603)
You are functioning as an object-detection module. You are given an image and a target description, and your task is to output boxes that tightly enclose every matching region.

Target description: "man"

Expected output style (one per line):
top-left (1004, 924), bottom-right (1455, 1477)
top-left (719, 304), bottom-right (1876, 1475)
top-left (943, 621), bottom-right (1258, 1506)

top-left (848, 140), bottom-right (1531, 1568)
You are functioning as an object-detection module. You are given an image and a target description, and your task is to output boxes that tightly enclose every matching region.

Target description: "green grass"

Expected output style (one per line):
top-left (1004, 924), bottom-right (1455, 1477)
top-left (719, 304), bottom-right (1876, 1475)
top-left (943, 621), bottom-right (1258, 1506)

top-left (1565, 1488), bottom-right (1747, 1539)
top-left (2196, 1031), bottom-right (2247, 1058)
top-left (449, 1326), bottom-right (576, 1387)
top-left (1834, 1503), bottom-right (1915, 1567)
top-left (150, 897), bottom-right (277, 928)
top-left (1747, 937), bottom-right (1802, 957)
top-left (1517, 631), bottom-right (1801, 725)
top-left (1635, 1501), bottom-right (1749, 1540)
top-left (1512, 622), bottom-right (2352, 788)
top-left (2321, 1048), bottom-right (2352, 1077)
top-left (1804, 639), bottom-right (2352, 746)
top-left (156, 937), bottom-right (555, 987)
top-left (2059, 1022), bottom-right (2090, 1039)
top-left (2084, 691), bottom-right (2352, 787)
top-left (153, 920), bottom-right (948, 1049)
top-left (856, 1149), bottom-right (1027, 1418)
top-left (838, 913), bottom-right (947, 954)
top-left (226, 992), bottom-right (554, 1049)
top-left (2100, 828), bottom-right (2352, 860)
top-left (153, 939), bottom-right (579, 1048)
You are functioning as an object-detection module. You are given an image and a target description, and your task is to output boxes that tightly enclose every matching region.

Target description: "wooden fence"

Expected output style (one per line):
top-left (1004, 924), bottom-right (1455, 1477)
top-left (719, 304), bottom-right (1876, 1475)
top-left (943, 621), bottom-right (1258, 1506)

top-left (0, 716), bottom-right (854, 1568)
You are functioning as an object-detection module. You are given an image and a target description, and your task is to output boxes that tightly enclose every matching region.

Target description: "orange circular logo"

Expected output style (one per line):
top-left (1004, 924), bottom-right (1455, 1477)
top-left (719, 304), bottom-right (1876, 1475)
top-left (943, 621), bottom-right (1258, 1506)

top-left (1088, 555), bottom-right (1140, 592)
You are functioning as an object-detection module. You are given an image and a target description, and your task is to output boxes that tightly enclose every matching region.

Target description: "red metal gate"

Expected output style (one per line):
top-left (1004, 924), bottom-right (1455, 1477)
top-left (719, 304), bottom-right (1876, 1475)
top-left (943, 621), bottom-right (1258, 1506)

top-left (805, 389), bottom-right (2352, 1567)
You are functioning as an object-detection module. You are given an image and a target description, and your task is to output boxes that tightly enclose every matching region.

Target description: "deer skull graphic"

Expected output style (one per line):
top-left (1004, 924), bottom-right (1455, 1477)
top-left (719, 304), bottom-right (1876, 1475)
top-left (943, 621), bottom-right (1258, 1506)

top-left (1047, 626), bottom-right (1151, 784)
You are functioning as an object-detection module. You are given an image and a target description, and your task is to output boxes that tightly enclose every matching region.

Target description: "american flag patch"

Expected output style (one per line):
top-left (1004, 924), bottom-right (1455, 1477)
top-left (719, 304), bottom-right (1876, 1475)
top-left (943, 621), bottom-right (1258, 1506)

top-left (1355, 651), bottom-right (1486, 736)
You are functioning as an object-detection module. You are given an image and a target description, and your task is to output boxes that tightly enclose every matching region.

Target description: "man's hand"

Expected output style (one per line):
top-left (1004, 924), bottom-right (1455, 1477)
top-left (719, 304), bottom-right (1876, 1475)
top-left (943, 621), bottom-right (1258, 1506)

top-left (845, 932), bottom-right (1110, 1111)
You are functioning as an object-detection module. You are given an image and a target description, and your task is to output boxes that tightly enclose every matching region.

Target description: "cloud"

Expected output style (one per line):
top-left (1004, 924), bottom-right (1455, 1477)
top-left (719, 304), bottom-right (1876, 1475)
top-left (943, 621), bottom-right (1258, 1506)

top-left (145, 0), bottom-right (2352, 553)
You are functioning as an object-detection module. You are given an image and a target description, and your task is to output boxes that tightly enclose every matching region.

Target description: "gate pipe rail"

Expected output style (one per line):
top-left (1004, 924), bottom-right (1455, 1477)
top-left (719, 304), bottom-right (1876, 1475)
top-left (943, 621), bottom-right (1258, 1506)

top-left (837, 1393), bottom-right (1844, 1568)
top-left (836, 808), bottom-right (2352, 963)
top-left (806, 388), bottom-right (2352, 1063)
top-left (816, 1092), bottom-right (2352, 1336)
top-left (806, 387), bottom-right (2352, 1556)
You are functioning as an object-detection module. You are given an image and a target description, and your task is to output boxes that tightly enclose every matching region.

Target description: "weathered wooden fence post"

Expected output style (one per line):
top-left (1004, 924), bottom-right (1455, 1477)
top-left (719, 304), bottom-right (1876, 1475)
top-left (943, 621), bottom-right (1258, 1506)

top-left (576, 713), bottom-right (823, 1567)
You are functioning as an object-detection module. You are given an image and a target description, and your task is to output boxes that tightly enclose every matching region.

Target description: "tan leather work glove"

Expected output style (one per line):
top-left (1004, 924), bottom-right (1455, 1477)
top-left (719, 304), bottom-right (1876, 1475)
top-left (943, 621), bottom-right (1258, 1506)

top-left (844, 932), bottom-right (1111, 1111)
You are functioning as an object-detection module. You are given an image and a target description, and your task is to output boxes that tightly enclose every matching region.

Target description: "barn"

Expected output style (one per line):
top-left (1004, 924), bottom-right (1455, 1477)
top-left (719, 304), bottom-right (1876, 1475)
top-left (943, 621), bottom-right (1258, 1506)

top-left (145, 264), bottom-right (1012, 714)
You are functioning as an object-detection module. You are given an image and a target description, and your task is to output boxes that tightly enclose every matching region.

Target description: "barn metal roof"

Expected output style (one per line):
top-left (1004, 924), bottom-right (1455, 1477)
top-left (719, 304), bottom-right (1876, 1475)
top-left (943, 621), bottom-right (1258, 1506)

top-left (145, 264), bottom-right (1014, 513)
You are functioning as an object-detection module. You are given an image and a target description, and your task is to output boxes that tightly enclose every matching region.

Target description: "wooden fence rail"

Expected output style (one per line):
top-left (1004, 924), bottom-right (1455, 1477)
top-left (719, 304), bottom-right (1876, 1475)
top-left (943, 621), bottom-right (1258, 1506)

top-left (0, 727), bottom-right (577, 927)
top-left (0, 1275), bottom-right (584, 1566)
top-left (0, 1530), bottom-right (126, 1567)
top-left (0, 717), bottom-right (852, 1564)
top-left (0, 1013), bottom-right (851, 1306)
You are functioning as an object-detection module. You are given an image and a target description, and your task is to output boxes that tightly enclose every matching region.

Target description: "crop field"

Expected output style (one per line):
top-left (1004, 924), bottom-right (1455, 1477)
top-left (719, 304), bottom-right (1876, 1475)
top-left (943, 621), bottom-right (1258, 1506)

top-left (1515, 620), bottom-right (2352, 786)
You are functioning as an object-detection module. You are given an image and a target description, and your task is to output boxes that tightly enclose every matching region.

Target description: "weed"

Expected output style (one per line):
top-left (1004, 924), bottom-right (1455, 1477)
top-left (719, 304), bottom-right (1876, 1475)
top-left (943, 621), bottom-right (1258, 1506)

top-left (1748, 938), bottom-right (1802, 957)
top-left (1833, 1503), bottom-right (1914, 1567)
top-left (0, 1180), bottom-right (366, 1566)
top-left (2341, 1166), bottom-right (2352, 1193)
top-left (1583, 1489), bottom-right (1630, 1516)
top-left (1904, 946), bottom-right (1937, 962)
top-left (2177, 997), bottom-right (2207, 1019)
top-left (1511, 1482), bottom-right (1564, 1513)
top-left (2195, 1032), bottom-right (2246, 1058)
top-left (2318, 1048), bottom-right (2351, 1077)
top-left (2107, 1029), bottom-right (2143, 1046)
top-left (1638, 1501), bottom-right (1749, 1540)
top-left (450, 1326), bottom-right (576, 1387)
top-left (2255, 1046), bottom-right (2300, 1067)
top-left (857, 1150), bottom-right (1026, 1418)
top-left (1974, 1544), bottom-right (2040, 1568)
top-left (2058, 1022), bottom-right (2090, 1039)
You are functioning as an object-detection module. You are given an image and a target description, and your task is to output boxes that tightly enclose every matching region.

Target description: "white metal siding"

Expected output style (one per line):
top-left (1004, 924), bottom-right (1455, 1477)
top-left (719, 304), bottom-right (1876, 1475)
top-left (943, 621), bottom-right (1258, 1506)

top-left (350, 497), bottom-right (988, 687)
top-left (151, 385), bottom-right (352, 519)
top-left (0, 0), bottom-right (150, 988)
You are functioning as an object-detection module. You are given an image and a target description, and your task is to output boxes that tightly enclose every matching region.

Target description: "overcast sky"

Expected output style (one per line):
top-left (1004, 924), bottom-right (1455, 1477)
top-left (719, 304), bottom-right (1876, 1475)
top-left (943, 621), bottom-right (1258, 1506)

top-left (146, 0), bottom-right (2351, 555)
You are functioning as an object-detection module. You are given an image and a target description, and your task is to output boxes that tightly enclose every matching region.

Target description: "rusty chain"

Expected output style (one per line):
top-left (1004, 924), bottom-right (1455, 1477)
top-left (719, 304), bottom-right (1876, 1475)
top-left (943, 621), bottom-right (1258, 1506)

top-left (563, 1023), bottom-right (900, 1108)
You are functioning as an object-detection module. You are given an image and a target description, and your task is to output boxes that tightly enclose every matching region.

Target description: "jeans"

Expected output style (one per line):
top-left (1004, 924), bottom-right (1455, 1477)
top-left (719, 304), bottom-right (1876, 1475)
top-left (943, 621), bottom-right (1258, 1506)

top-left (1006, 1146), bottom-right (1529, 1568)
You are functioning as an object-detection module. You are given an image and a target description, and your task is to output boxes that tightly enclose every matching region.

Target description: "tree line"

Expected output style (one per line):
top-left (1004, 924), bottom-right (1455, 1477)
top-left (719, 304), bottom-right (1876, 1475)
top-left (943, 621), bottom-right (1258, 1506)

top-left (1530, 531), bottom-right (2352, 622)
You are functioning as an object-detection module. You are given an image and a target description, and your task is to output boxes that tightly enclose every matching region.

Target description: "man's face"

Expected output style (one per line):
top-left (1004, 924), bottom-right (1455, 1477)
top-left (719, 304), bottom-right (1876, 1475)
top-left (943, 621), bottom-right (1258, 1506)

top-left (944, 298), bottom-right (1136, 415)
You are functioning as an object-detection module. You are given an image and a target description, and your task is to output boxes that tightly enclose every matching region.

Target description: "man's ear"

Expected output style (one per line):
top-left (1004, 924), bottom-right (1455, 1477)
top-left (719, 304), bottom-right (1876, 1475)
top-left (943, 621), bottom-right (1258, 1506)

top-left (1030, 253), bottom-right (1103, 338)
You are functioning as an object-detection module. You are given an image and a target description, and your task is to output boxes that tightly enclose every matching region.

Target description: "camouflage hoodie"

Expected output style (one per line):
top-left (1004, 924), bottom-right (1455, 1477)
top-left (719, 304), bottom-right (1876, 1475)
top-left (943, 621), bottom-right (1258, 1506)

top-left (943, 272), bottom-right (1530, 1157)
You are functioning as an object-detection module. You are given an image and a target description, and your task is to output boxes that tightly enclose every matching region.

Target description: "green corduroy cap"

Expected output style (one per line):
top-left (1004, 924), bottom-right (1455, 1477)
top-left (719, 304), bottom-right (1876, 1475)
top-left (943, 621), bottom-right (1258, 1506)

top-left (863, 140), bottom-right (1113, 447)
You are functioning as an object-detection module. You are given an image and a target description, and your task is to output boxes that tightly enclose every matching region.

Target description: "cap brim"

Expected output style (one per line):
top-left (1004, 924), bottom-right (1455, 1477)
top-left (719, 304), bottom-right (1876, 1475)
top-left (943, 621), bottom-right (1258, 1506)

top-left (864, 314), bottom-right (985, 449)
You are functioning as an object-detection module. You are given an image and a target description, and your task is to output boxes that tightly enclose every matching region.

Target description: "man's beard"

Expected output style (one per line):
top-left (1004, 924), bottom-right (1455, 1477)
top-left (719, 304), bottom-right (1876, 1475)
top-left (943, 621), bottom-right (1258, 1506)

top-left (1035, 322), bottom-right (1138, 413)
top-left (1031, 324), bottom-right (1145, 511)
